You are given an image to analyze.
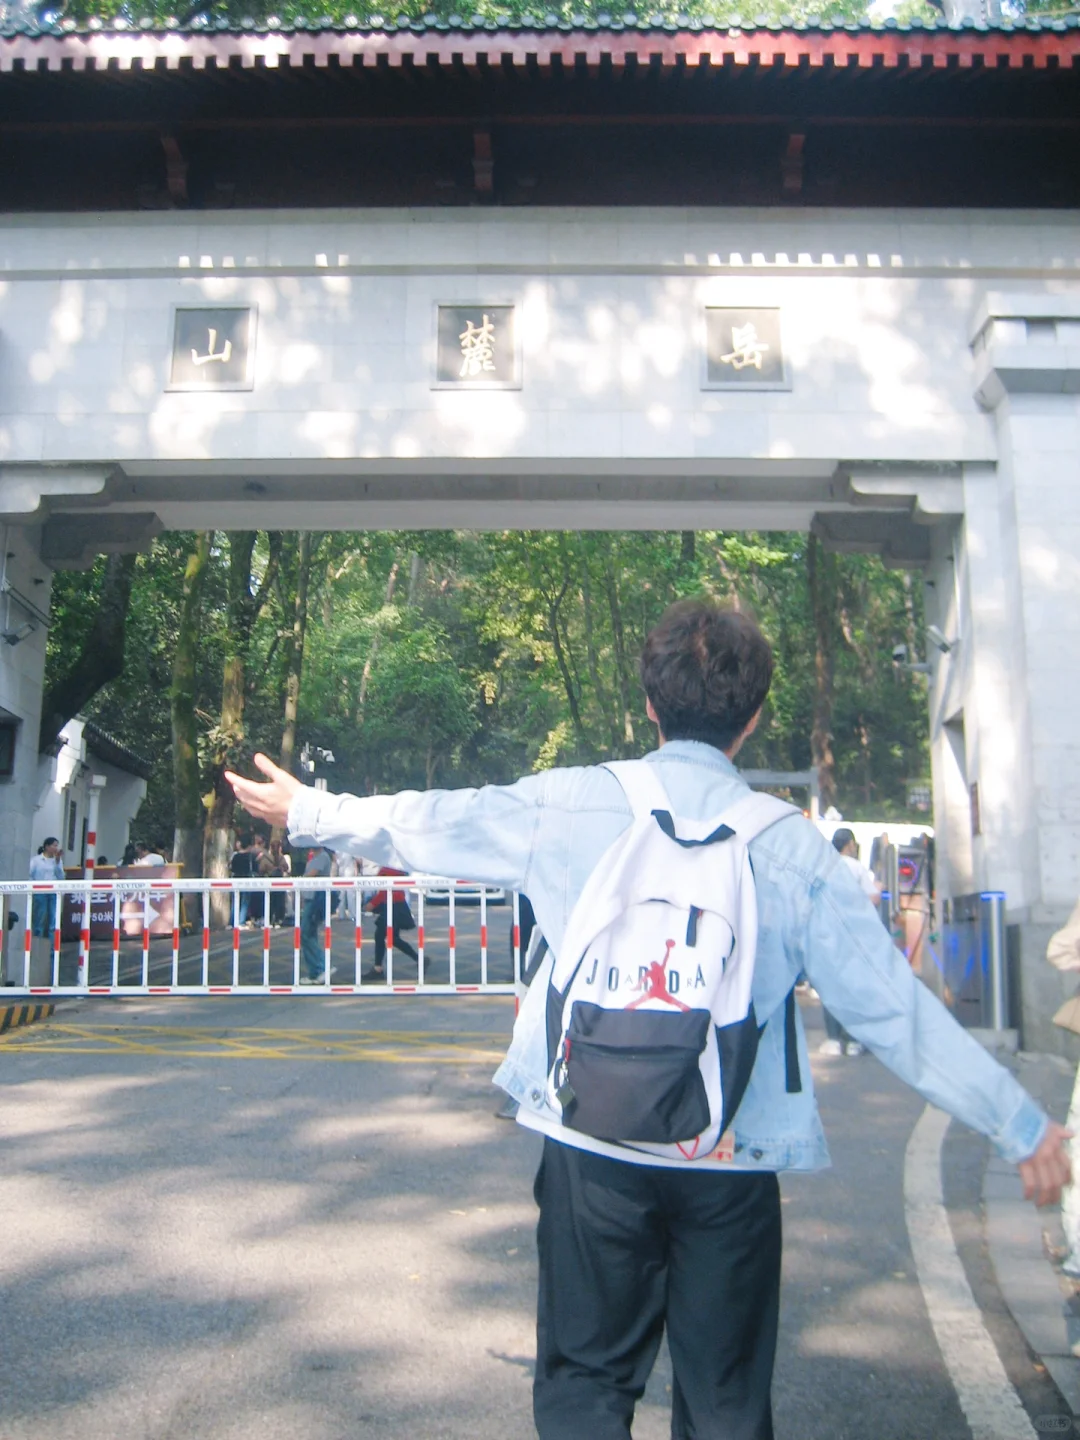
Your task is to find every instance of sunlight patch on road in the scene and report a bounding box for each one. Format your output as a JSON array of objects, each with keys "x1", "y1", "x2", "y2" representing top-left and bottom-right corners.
[{"x1": 0, "y1": 1024, "x2": 507, "y2": 1064}]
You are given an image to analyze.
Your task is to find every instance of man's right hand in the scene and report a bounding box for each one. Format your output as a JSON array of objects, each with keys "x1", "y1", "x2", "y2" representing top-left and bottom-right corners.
[
  {"x1": 225, "y1": 753, "x2": 303, "y2": 832},
  {"x1": 1017, "y1": 1120, "x2": 1072, "y2": 1207}
]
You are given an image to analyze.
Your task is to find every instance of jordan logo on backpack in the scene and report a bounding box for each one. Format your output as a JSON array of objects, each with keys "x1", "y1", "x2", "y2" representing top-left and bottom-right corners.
[
  {"x1": 627, "y1": 940, "x2": 688, "y2": 1012},
  {"x1": 545, "y1": 760, "x2": 797, "y2": 1163}
]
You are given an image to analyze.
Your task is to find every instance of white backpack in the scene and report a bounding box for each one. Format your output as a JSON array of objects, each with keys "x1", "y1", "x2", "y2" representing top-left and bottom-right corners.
[{"x1": 545, "y1": 760, "x2": 797, "y2": 1162}]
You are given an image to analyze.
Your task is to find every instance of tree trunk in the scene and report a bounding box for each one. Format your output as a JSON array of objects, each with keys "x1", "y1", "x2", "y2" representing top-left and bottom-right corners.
[
  {"x1": 170, "y1": 532, "x2": 211, "y2": 875},
  {"x1": 857, "y1": 715, "x2": 873, "y2": 807},
  {"x1": 602, "y1": 562, "x2": 636, "y2": 752},
  {"x1": 680, "y1": 531, "x2": 696, "y2": 568},
  {"x1": 358, "y1": 557, "x2": 399, "y2": 715},
  {"x1": 406, "y1": 551, "x2": 423, "y2": 606},
  {"x1": 713, "y1": 542, "x2": 743, "y2": 611},
  {"x1": 901, "y1": 569, "x2": 920, "y2": 660},
  {"x1": 807, "y1": 532, "x2": 837, "y2": 813},
  {"x1": 279, "y1": 531, "x2": 313, "y2": 778},
  {"x1": 581, "y1": 564, "x2": 620, "y2": 754},
  {"x1": 39, "y1": 553, "x2": 138, "y2": 751},
  {"x1": 204, "y1": 532, "x2": 281, "y2": 913},
  {"x1": 205, "y1": 653, "x2": 246, "y2": 891},
  {"x1": 548, "y1": 580, "x2": 585, "y2": 744}
]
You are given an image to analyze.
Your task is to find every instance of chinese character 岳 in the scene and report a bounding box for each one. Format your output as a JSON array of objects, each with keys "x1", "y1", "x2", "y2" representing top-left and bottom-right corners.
[
  {"x1": 459, "y1": 314, "x2": 496, "y2": 378},
  {"x1": 191, "y1": 328, "x2": 233, "y2": 367},
  {"x1": 719, "y1": 322, "x2": 769, "y2": 372}
]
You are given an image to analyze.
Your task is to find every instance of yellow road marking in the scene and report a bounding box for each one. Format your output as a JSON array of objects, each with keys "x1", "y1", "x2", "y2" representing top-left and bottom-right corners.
[{"x1": 0, "y1": 1023, "x2": 508, "y2": 1063}]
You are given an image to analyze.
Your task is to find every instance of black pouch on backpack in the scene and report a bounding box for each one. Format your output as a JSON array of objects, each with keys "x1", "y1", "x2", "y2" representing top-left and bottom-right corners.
[{"x1": 557, "y1": 1001, "x2": 711, "y2": 1144}]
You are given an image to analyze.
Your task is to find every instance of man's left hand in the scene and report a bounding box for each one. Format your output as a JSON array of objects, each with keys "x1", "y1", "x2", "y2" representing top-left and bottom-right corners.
[
  {"x1": 1018, "y1": 1120, "x2": 1072, "y2": 1208},
  {"x1": 225, "y1": 753, "x2": 302, "y2": 832}
]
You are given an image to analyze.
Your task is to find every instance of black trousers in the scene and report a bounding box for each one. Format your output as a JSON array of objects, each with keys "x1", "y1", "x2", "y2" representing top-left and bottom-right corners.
[
  {"x1": 371, "y1": 902, "x2": 418, "y2": 968},
  {"x1": 822, "y1": 1007, "x2": 852, "y2": 1045},
  {"x1": 533, "y1": 1138, "x2": 781, "y2": 1440}
]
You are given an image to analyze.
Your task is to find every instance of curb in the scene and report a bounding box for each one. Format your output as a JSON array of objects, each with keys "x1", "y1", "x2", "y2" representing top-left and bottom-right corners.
[
  {"x1": 979, "y1": 1046, "x2": 1080, "y2": 1418},
  {"x1": 983, "y1": 1152, "x2": 1080, "y2": 1415},
  {"x1": 0, "y1": 1000, "x2": 54, "y2": 1034}
]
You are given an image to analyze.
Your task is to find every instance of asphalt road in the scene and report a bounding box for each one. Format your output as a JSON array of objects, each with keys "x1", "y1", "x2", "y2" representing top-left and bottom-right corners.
[{"x1": 0, "y1": 993, "x2": 1068, "y2": 1439}]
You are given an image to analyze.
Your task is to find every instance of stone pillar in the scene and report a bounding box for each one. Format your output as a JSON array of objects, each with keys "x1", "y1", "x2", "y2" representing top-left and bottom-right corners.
[
  {"x1": 0, "y1": 525, "x2": 52, "y2": 887},
  {"x1": 970, "y1": 292, "x2": 1080, "y2": 1053}
]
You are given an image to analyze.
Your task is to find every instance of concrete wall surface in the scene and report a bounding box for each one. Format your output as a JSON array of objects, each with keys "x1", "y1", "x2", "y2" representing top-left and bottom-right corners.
[
  {"x1": 0, "y1": 526, "x2": 50, "y2": 884},
  {"x1": 5, "y1": 205, "x2": 1072, "y2": 478}
]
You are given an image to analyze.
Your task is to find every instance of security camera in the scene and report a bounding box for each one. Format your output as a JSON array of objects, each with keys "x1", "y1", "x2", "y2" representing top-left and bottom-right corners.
[
  {"x1": 1, "y1": 621, "x2": 34, "y2": 646},
  {"x1": 926, "y1": 624, "x2": 953, "y2": 655},
  {"x1": 892, "y1": 643, "x2": 909, "y2": 665}
]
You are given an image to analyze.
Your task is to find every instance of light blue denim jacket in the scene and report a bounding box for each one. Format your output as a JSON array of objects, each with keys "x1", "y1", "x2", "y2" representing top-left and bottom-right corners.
[{"x1": 288, "y1": 740, "x2": 1048, "y2": 1171}]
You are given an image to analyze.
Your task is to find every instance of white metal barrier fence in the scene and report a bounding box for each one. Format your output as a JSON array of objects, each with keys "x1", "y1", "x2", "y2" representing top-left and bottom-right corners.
[{"x1": 0, "y1": 877, "x2": 521, "y2": 998}]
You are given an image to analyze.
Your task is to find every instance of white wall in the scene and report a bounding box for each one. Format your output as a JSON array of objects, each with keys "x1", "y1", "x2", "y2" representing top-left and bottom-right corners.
[
  {"x1": 35, "y1": 718, "x2": 147, "y2": 869},
  {"x1": 0, "y1": 525, "x2": 50, "y2": 883},
  {"x1": 0, "y1": 206, "x2": 1053, "y2": 485}
]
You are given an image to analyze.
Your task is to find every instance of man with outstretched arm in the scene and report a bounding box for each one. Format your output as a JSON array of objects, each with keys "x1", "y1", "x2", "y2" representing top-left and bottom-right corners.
[{"x1": 228, "y1": 598, "x2": 1069, "y2": 1440}]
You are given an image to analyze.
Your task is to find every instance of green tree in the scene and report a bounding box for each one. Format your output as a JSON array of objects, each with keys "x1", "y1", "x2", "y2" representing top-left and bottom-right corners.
[
  {"x1": 47, "y1": 527, "x2": 931, "y2": 856},
  {"x1": 170, "y1": 532, "x2": 212, "y2": 874}
]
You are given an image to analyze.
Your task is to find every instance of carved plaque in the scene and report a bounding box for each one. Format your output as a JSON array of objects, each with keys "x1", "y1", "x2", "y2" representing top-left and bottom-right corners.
[
  {"x1": 434, "y1": 304, "x2": 519, "y2": 388},
  {"x1": 168, "y1": 306, "x2": 256, "y2": 391},
  {"x1": 703, "y1": 308, "x2": 787, "y2": 390}
]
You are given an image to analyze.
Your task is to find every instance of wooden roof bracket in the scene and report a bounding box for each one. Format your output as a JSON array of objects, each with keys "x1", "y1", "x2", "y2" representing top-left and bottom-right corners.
[
  {"x1": 781, "y1": 130, "x2": 805, "y2": 195},
  {"x1": 160, "y1": 131, "x2": 189, "y2": 206},
  {"x1": 473, "y1": 125, "x2": 494, "y2": 201}
]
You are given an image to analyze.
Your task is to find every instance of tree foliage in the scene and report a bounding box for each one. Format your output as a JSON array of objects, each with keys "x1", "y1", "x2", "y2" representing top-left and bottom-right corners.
[
  {"x1": 44, "y1": 528, "x2": 931, "y2": 861},
  {"x1": 42, "y1": 0, "x2": 965, "y2": 35}
]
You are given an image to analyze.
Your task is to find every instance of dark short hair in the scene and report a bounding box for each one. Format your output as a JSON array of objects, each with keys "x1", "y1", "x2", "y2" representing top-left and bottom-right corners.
[
  {"x1": 41, "y1": 837, "x2": 58, "y2": 848},
  {"x1": 831, "y1": 828, "x2": 857, "y2": 853},
  {"x1": 639, "y1": 599, "x2": 773, "y2": 752}
]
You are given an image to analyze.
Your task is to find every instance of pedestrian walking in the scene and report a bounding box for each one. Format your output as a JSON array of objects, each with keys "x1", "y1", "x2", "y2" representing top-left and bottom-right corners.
[
  {"x1": 818, "y1": 827, "x2": 881, "y2": 1058},
  {"x1": 299, "y1": 845, "x2": 333, "y2": 983},
  {"x1": 228, "y1": 597, "x2": 1069, "y2": 1440},
  {"x1": 365, "y1": 867, "x2": 418, "y2": 978}
]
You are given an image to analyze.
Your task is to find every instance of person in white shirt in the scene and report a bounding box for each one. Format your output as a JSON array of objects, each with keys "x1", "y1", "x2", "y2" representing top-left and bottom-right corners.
[
  {"x1": 132, "y1": 842, "x2": 166, "y2": 867},
  {"x1": 820, "y1": 828, "x2": 881, "y2": 1058},
  {"x1": 29, "y1": 837, "x2": 64, "y2": 937},
  {"x1": 334, "y1": 851, "x2": 358, "y2": 920}
]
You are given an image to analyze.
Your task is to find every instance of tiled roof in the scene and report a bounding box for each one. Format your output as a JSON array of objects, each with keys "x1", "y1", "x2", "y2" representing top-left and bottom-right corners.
[
  {"x1": 80, "y1": 719, "x2": 154, "y2": 780},
  {"x1": 2, "y1": 12, "x2": 1079, "y2": 72}
]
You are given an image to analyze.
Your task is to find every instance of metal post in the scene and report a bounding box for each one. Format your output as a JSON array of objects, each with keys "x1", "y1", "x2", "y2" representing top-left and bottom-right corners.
[
  {"x1": 79, "y1": 775, "x2": 106, "y2": 991},
  {"x1": 980, "y1": 891, "x2": 1008, "y2": 1031},
  {"x1": 885, "y1": 844, "x2": 900, "y2": 925},
  {"x1": 878, "y1": 891, "x2": 892, "y2": 930}
]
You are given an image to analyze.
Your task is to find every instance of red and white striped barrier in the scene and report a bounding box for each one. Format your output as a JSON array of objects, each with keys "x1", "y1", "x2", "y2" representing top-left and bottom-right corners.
[{"x1": 0, "y1": 877, "x2": 520, "y2": 998}]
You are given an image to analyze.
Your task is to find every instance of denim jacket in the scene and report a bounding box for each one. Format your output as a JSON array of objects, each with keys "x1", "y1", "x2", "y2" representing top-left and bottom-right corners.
[{"x1": 288, "y1": 740, "x2": 1048, "y2": 1172}]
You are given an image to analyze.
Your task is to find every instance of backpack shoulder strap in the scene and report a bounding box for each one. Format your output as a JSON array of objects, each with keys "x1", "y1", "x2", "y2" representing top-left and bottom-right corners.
[
  {"x1": 714, "y1": 790, "x2": 801, "y2": 843},
  {"x1": 602, "y1": 758, "x2": 670, "y2": 822}
]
